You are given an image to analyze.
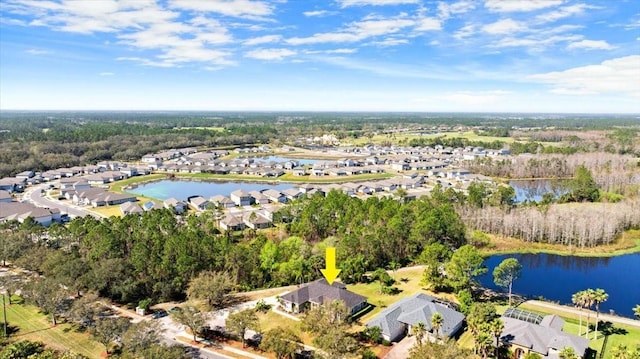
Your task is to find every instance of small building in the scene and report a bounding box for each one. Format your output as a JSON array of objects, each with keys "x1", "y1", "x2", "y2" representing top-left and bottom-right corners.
[
  {"x1": 262, "y1": 189, "x2": 286, "y2": 203},
  {"x1": 220, "y1": 214, "x2": 246, "y2": 231},
  {"x1": 164, "y1": 198, "x2": 187, "y2": 214},
  {"x1": 210, "y1": 195, "x2": 236, "y2": 209},
  {"x1": 280, "y1": 279, "x2": 367, "y2": 316},
  {"x1": 189, "y1": 196, "x2": 211, "y2": 211},
  {"x1": 366, "y1": 293, "x2": 464, "y2": 342},
  {"x1": 230, "y1": 189, "x2": 252, "y2": 207},
  {"x1": 243, "y1": 212, "x2": 272, "y2": 230},
  {"x1": 248, "y1": 191, "x2": 270, "y2": 205},
  {"x1": 120, "y1": 202, "x2": 143, "y2": 215}
]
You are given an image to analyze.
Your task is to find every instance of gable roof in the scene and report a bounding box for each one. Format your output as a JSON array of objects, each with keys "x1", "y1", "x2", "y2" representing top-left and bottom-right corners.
[
  {"x1": 500, "y1": 314, "x2": 589, "y2": 357},
  {"x1": 366, "y1": 293, "x2": 465, "y2": 338},
  {"x1": 281, "y1": 279, "x2": 367, "y2": 311}
]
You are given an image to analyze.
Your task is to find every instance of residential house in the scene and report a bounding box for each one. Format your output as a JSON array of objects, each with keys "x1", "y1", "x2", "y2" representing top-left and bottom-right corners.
[
  {"x1": 210, "y1": 195, "x2": 236, "y2": 209},
  {"x1": 120, "y1": 202, "x2": 143, "y2": 215},
  {"x1": 499, "y1": 308, "x2": 589, "y2": 359},
  {"x1": 366, "y1": 293, "x2": 464, "y2": 342},
  {"x1": 230, "y1": 189, "x2": 252, "y2": 206},
  {"x1": 262, "y1": 189, "x2": 286, "y2": 204},
  {"x1": 243, "y1": 212, "x2": 272, "y2": 230},
  {"x1": 164, "y1": 198, "x2": 187, "y2": 214},
  {"x1": 0, "y1": 202, "x2": 56, "y2": 227},
  {"x1": 188, "y1": 196, "x2": 211, "y2": 211},
  {"x1": 281, "y1": 188, "x2": 303, "y2": 201},
  {"x1": 280, "y1": 279, "x2": 367, "y2": 316},
  {"x1": 248, "y1": 191, "x2": 270, "y2": 205},
  {"x1": 142, "y1": 201, "x2": 163, "y2": 211},
  {"x1": 219, "y1": 214, "x2": 246, "y2": 231},
  {"x1": 15, "y1": 171, "x2": 35, "y2": 179},
  {"x1": 292, "y1": 167, "x2": 307, "y2": 176}
]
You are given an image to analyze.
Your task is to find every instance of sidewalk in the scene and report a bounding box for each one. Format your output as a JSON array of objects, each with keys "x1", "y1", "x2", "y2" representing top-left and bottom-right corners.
[{"x1": 525, "y1": 300, "x2": 640, "y2": 328}]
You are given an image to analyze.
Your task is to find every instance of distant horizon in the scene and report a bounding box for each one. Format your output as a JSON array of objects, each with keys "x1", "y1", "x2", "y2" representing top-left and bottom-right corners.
[{"x1": 1, "y1": 109, "x2": 639, "y2": 116}]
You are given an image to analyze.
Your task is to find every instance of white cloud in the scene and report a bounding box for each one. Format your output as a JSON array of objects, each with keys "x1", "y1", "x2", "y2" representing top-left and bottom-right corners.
[
  {"x1": 303, "y1": 10, "x2": 335, "y2": 17},
  {"x1": 338, "y1": 0, "x2": 419, "y2": 7},
  {"x1": 286, "y1": 17, "x2": 414, "y2": 45},
  {"x1": 530, "y1": 56, "x2": 640, "y2": 95},
  {"x1": 485, "y1": 0, "x2": 564, "y2": 13},
  {"x1": 243, "y1": 35, "x2": 282, "y2": 45},
  {"x1": 438, "y1": 1, "x2": 475, "y2": 19},
  {"x1": 117, "y1": 56, "x2": 177, "y2": 67},
  {"x1": 25, "y1": 48, "x2": 50, "y2": 55},
  {"x1": 454, "y1": 24, "x2": 476, "y2": 39},
  {"x1": 326, "y1": 48, "x2": 358, "y2": 54},
  {"x1": 482, "y1": 19, "x2": 524, "y2": 34},
  {"x1": 567, "y1": 39, "x2": 616, "y2": 50},
  {"x1": 370, "y1": 38, "x2": 409, "y2": 46},
  {"x1": 245, "y1": 48, "x2": 296, "y2": 60},
  {"x1": 167, "y1": 0, "x2": 273, "y2": 19},
  {"x1": 535, "y1": 3, "x2": 594, "y2": 23},
  {"x1": 493, "y1": 34, "x2": 581, "y2": 48},
  {"x1": 415, "y1": 17, "x2": 442, "y2": 31},
  {"x1": 99, "y1": 72, "x2": 115, "y2": 76}
]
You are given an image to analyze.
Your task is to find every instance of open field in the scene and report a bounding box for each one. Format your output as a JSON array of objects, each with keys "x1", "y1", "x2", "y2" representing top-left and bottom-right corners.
[
  {"x1": 0, "y1": 297, "x2": 103, "y2": 358},
  {"x1": 345, "y1": 130, "x2": 562, "y2": 147},
  {"x1": 480, "y1": 229, "x2": 640, "y2": 257}
]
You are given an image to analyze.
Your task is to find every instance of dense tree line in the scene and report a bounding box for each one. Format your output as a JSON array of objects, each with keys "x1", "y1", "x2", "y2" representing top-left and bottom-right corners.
[{"x1": 467, "y1": 152, "x2": 639, "y2": 194}]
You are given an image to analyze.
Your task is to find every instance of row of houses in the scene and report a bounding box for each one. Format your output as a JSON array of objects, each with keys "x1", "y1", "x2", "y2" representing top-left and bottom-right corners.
[
  {"x1": 278, "y1": 279, "x2": 588, "y2": 359},
  {"x1": 61, "y1": 187, "x2": 137, "y2": 207},
  {"x1": 0, "y1": 190, "x2": 61, "y2": 227}
]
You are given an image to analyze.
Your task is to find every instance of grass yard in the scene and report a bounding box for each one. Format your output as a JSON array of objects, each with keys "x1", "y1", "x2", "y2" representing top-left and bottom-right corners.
[
  {"x1": 0, "y1": 297, "x2": 103, "y2": 358},
  {"x1": 256, "y1": 310, "x2": 315, "y2": 347},
  {"x1": 346, "y1": 266, "x2": 458, "y2": 328},
  {"x1": 480, "y1": 229, "x2": 640, "y2": 257}
]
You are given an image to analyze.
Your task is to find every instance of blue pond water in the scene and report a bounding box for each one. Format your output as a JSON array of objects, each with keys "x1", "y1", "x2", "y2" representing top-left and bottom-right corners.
[
  {"x1": 478, "y1": 253, "x2": 640, "y2": 318},
  {"x1": 127, "y1": 179, "x2": 292, "y2": 201},
  {"x1": 509, "y1": 179, "x2": 570, "y2": 203}
]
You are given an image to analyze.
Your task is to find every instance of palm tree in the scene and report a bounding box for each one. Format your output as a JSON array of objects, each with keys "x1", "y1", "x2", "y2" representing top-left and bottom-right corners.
[
  {"x1": 431, "y1": 313, "x2": 444, "y2": 341},
  {"x1": 572, "y1": 290, "x2": 585, "y2": 336},
  {"x1": 633, "y1": 304, "x2": 640, "y2": 319},
  {"x1": 592, "y1": 288, "x2": 609, "y2": 340},
  {"x1": 489, "y1": 319, "x2": 504, "y2": 358},
  {"x1": 583, "y1": 288, "x2": 596, "y2": 338},
  {"x1": 412, "y1": 321, "x2": 427, "y2": 346}
]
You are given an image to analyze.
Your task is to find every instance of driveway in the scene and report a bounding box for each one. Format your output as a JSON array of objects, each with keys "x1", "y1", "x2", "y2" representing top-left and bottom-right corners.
[{"x1": 384, "y1": 335, "x2": 416, "y2": 359}]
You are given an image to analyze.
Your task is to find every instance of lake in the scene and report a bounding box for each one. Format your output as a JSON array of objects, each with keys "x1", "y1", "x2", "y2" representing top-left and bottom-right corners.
[
  {"x1": 478, "y1": 253, "x2": 640, "y2": 318},
  {"x1": 127, "y1": 179, "x2": 292, "y2": 201},
  {"x1": 509, "y1": 179, "x2": 570, "y2": 203}
]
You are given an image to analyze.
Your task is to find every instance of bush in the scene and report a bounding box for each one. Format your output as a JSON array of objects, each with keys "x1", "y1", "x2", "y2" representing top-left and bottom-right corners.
[
  {"x1": 138, "y1": 298, "x2": 153, "y2": 311},
  {"x1": 382, "y1": 339, "x2": 391, "y2": 347},
  {"x1": 361, "y1": 349, "x2": 378, "y2": 359},
  {"x1": 255, "y1": 299, "x2": 272, "y2": 312}
]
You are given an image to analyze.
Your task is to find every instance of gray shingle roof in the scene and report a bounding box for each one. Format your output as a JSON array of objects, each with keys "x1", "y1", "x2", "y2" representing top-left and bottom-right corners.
[
  {"x1": 500, "y1": 315, "x2": 589, "y2": 357},
  {"x1": 281, "y1": 279, "x2": 367, "y2": 312},
  {"x1": 366, "y1": 293, "x2": 465, "y2": 338}
]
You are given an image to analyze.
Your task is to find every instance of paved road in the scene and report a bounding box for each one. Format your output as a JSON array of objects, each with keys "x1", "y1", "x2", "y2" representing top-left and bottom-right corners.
[
  {"x1": 524, "y1": 300, "x2": 640, "y2": 328},
  {"x1": 24, "y1": 183, "x2": 102, "y2": 219}
]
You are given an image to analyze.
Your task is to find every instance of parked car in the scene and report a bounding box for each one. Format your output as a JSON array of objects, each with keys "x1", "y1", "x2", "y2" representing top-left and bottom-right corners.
[
  {"x1": 168, "y1": 306, "x2": 182, "y2": 314},
  {"x1": 151, "y1": 309, "x2": 168, "y2": 319}
]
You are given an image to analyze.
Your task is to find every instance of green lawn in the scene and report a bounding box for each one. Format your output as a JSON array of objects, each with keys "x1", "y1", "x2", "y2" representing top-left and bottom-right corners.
[
  {"x1": 0, "y1": 297, "x2": 104, "y2": 358},
  {"x1": 346, "y1": 267, "x2": 458, "y2": 328}
]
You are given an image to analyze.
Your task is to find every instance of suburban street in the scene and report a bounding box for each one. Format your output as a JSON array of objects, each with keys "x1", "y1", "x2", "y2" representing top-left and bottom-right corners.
[{"x1": 22, "y1": 183, "x2": 103, "y2": 219}]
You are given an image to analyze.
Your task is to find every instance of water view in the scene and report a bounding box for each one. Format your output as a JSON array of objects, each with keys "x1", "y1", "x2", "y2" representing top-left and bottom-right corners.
[
  {"x1": 479, "y1": 253, "x2": 640, "y2": 318},
  {"x1": 509, "y1": 179, "x2": 570, "y2": 203},
  {"x1": 127, "y1": 179, "x2": 292, "y2": 201}
]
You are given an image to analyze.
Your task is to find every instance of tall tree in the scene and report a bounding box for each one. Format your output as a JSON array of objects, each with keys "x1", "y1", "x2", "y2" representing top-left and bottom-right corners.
[
  {"x1": 489, "y1": 319, "x2": 504, "y2": 358},
  {"x1": 571, "y1": 290, "x2": 585, "y2": 337},
  {"x1": 431, "y1": 313, "x2": 444, "y2": 341},
  {"x1": 592, "y1": 288, "x2": 609, "y2": 340},
  {"x1": 22, "y1": 277, "x2": 69, "y2": 326},
  {"x1": 260, "y1": 327, "x2": 303, "y2": 359},
  {"x1": 171, "y1": 305, "x2": 207, "y2": 343},
  {"x1": 91, "y1": 317, "x2": 131, "y2": 355},
  {"x1": 582, "y1": 289, "x2": 595, "y2": 338},
  {"x1": 634, "y1": 304, "x2": 640, "y2": 319},
  {"x1": 408, "y1": 338, "x2": 472, "y2": 359},
  {"x1": 412, "y1": 321, "x2": 427, "y2": 346},
  {"x1": 121, "y1": 320, "x2": 164, "y2": 354},
  {"x1": 492, "y1": 258, "x2": 523, "y2": 307},
  {"x1": 226, "y1": 309, "x2": 260, "y2": 348},
  {"x1": 186, "y1": 271, "x2": 233, "y2": 310},
  {"x1": 445, "y1": 245, "x2": 487, "y2": 291},
  {"x1": 568, "y1": 165, "x2": 600, "y2": 202}
]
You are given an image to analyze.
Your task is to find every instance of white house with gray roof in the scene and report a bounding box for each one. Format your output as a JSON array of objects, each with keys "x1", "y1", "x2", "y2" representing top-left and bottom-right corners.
[
  {"x1": 280, "y1": 279, "x2": 367, "y2": 316},
  {"x1": 366, "y1": 293, "x2": 464, "y2": 342}
]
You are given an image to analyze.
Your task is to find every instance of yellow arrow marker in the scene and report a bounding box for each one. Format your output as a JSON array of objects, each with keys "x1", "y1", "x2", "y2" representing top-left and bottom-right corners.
[{"x1": 321, "y1": 247, "x2": 341, "y2": 285}]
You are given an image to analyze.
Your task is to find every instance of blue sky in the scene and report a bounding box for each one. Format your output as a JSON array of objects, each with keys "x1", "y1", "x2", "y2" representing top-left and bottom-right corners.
[{"x1": 1, "y1": 0, "x2": 639, "y2": 113}]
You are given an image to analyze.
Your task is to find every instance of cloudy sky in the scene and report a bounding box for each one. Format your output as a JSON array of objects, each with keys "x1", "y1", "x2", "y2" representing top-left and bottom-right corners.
[{"x1": 1, "y1": 0, "x2": 639, "y2": 113}]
